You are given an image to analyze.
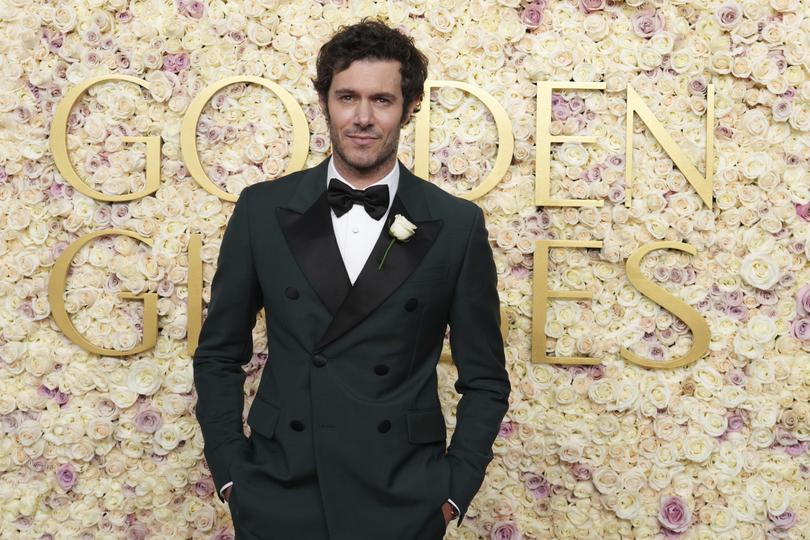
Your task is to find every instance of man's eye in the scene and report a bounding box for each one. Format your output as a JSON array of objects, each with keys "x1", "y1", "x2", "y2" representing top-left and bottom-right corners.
[{"x1": 340, "y1": 95, "x2": 353, "y2": 101}]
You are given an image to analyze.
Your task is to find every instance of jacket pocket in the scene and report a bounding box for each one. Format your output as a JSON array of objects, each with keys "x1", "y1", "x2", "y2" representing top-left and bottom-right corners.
[
  {"x1": 247, "y1": 395, "x2": 281, "y2": 439},
  {"x1": 406, "y1": 406, "x2": 447, "y2": 444}
]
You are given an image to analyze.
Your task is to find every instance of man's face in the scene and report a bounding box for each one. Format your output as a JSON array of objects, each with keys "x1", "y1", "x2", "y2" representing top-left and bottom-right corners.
[{"x1": 321, "y1": 59, "x2": 417, "y2": 180}]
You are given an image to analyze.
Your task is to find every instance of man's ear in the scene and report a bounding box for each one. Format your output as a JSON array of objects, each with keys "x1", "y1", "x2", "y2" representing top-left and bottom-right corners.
[{"x1": 401, "y1": 98, "x2": 420, "y2": 125}]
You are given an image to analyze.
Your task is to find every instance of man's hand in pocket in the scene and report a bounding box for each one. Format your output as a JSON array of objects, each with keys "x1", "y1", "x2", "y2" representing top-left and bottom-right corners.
[{"x1": 224, "y1": 485, "x2": 232, "y2": 502}]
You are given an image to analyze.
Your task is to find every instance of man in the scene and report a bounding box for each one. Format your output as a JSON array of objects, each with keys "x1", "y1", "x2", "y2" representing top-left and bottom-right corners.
[{"x1": 193, "y1": 19, "x2": 510, "y2": 540}]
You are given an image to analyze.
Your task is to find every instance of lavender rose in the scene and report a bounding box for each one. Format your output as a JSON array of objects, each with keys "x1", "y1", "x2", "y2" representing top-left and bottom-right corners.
[
  {"x1": 768, "y1": 508, "x2": 796, "y2": 529},
  {"x1": 134, "y1": 409, "x2": 164, "y2": 433},
  {"x1": 571, "y1": 463, "x2": 592, "y2": 480},
  {"x1": 795, "y1": 202, "x2": 810, "y2": 221},
  {"x1": 522, "y1": 4, "x2": 544, "y2": 30},
  {"x1": 784, "y1": 442, "x2": 806, "y2": 457},
  {"x1": 579, "y1": 0, "x2": 606, "y2": 13},
  {"x1": 498, "y1": 420, "x2": 516, "y2": 438},
  {"x1": 56, "y1": 462, "x2": 78, "y2": 491},
  {"x1": 658, "y1": 495, "x2": 691, "y2": 533},
  {"x1": 632, "y1": 10, "x2": 665, "y2": 39},
  {"x1": 790, "y1": 318, "x2": 810, "y2": 341},
  {"x1": 715, "y1": 2, "x2": 741, "y2": 29},
  {"x1": 491, "y1": 521, "x2": 523, "y2": 540},
  {"x1": 180, "y1": 0, "x2": 205, "y2": 18}
]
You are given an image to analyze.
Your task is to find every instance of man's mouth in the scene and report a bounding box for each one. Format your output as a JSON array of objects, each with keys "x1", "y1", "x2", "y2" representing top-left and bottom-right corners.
[{"x1": 347, "y1": 134, "x2": 379, "y2": 145}]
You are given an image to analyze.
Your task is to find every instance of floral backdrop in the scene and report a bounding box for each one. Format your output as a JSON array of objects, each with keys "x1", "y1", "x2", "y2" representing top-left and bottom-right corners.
[{"x1": 1, "y1": 0, "x2": 809, "y2": 539}]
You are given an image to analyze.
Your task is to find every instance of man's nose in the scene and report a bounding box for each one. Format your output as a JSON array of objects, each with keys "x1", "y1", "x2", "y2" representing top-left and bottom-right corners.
[{"x1": 353, "y1": 99, "x2": 373, "y2": 126}]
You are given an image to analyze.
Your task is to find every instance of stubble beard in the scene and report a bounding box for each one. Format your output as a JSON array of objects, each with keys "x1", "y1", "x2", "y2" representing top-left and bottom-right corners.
[{"x1": 325, "y1": 109, "x2": 401, "y2": 179}]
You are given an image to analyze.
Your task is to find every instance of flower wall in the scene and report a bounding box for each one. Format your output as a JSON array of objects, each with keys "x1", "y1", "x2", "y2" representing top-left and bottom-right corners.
[{"x1": 1, "y1": 0, "x2": 809, "y2": 539}]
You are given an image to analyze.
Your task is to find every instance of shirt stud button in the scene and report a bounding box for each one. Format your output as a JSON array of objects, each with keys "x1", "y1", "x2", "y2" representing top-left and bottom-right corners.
[{"x1": 352, "y1": 227, "x2": 359, "y2": 233}]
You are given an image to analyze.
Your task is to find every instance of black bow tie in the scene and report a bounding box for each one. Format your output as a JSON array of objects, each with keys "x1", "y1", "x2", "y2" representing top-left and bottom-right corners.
[{"x1": 327, "y1": 178, "x2": 390, "y2": 220}]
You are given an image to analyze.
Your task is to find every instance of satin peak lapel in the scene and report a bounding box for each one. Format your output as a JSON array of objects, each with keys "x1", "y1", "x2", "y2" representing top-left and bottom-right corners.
[
  {"x1": 314, "y1": 192, "x2": 442, "y2": 352},
  {"x1": 275, "y1": 160, "x2": 352, "y2": 316},
  {"x1": 275, "y1": 160, "x2": 443, "y2": 353}
]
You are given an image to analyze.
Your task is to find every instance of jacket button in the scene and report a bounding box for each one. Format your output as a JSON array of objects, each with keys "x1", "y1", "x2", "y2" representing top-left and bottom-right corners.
[
  {"x1": 404, "y1": 298, "x2": 418, "y2": 311},
  {"x1": 313, "y1": 354, "x2": 327, "y2": 367},
  {"x1": 285, "y1": 286, "x2": 299, "y2": 299},
  {"x1": 374, "y1": 364, "x2": 389, "y2": 375},
  {"x1": 378, "y1": 420, "x2": 391, "y2": 433},
  {"x1": 290, "y1": 420, "x2": 305, "y2": 431}
]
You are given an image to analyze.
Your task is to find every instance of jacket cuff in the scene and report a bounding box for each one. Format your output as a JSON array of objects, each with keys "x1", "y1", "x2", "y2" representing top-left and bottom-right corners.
[
  {"x1": 219, "y1": 481, "x2": 233, "y2": 501},
  {"x1": 204, "y1": 438, "x2": 248, "y2": 503}
]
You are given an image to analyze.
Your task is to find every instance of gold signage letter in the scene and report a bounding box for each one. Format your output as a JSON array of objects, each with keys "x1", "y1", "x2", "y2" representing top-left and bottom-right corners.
[
  {"x1": 48, "y1": 229, "x2": 158, "y2": 356},
  {"x1": 622, "y1": 241, "x2": 710, "y2": 368},
  {"x1": 181, "y1": 76, "x2": 309, "y2": 202},
  {"x1": 625, "y1": 85, "x2": 714, "y2": 208},
  {"x1": 187, "y1": 233, "x2": 202, "y2": 356},
  {"x1": 414, "y1": 80, "x2": 514, "y2": 201},
  {"x1": 536, "y1": 82, "x2": 606, "y2": 207},
  {"x1": 50, "y1": 75, "x2": 161, "y2": 202},
  {"x1": 532, "y1": 239, "x2": 602, "y2": 364}
]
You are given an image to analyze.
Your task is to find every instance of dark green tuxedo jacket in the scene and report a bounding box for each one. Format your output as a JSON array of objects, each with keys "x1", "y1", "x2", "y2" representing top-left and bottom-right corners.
[{"x1": 193, "y1": 158, "x2": 510, "y2": 540}]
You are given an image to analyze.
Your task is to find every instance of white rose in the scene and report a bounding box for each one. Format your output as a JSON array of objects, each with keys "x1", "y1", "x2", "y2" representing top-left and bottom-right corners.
[
  {"x1": 699, "y1": 412, "x2": 728, "y2": 437},
  {"x1": 614, "y1": 490, "x2": 641, "y2": 520},
  {"x1": 709, "y1": 506, "x2": 737, "y2": 533},
  {"x1": 739, "y1": 253, "x2": 780, "y2": 290},
  {"x1": 682, "y1": 433, "x2": 714, "y2": 463},
  {"x1": 145, "y1": 71, "x2": 173, "y2": 103},
  {"x1": 557, "y1": 143, "x2": 589, "y2": 166},
  {"x1": 154, "y1": 423, "x2": 181, "y2": 451},
  {"x1": 745, "y1": 315, "x2": 777, "y2": 344},
  {"x1": 389, "y1": 214, "x2": 416, "y2": 241},
  {"x1": 740, "y1": 152, "x2": 771, "y2": 179},
  {"x1": 126, "y1": 359, "x2": 162, "y2": 395},
  {"x1": 592, "y1": 467, "x2": 620, "y2": 494}
]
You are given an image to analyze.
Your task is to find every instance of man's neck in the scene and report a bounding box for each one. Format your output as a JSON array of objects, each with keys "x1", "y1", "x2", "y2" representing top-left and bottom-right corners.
[{"x1": 331, "y1": 155, "x2": 397, "y2": 190}]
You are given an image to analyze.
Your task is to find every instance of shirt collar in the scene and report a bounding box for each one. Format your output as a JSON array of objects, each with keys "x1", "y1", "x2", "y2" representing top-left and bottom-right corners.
[{"x1": 327, "y1": 156, "x2": 399, "y2": 214}]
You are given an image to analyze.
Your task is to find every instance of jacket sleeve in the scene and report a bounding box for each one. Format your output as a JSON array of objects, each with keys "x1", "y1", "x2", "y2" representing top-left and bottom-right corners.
[
  {"x1": 445, "y1": 205, "x2": 511, "y2": 526},
  {"x1": 192, "y1": 187, "x2": 263, "y2": 502}
]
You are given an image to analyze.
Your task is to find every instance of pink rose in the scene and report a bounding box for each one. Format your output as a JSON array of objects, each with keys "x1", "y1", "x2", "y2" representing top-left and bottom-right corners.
[
  {"x1": 56, "y1": 462, "x2": 78, "y2": 491},
  {"x1": 607, "y1": 185, "x2": 625, "y2": 203},
  {"x1": 552, "y1": 101, "x2": 572, "y2": 121},
  {"x1": 789, "y1": 318, "x2": 810, "y2": 341},
  {"x1": 134, "y1": 409, "x2": 164, "y2": 433},
  {"x1": 632, "y1": 9, "x2": 665, "y2": 39},
  {"x1": 162, "y1": 52, "x2": 190, "y2": 73},
  {"x1": 491, "y1": 521, "x2": 522, "y2": 540},
  {"x1": 768, "y1": 508, "x2": 796, "y2": 530},
  {"x1": 795, "y1": 202, "x2": 810, "y2": 221},
  {"x1": 582, "y1": 166, "x2": 601, "y2": 182},
  {"x1": 784, "y1": 442, "x2": 806, "y2": 457},
  {"x1": 522, "y1": 4, "x2": 544, "y2": 30},
  {"x1": 571, "y1": 463, "x2": 592, "y2": 480},
  {"x1": 658, "y1": 495, "x2": 692, "y2": 533},
  {"x1": 688, "y1": 78, "x2": 707, "y2": 94},
  {"x1": 715, "y1": 2, "x2": 741, "y2": 29},
  {"x1": 498, "y1": 420, "x2": 516, "y2": 438},
  {"x1": 179, "y1": 0, "x2": 205, "y2": 18},
  {"x1": 579, "y1": 0, "x2": 605, "y2": 13}
]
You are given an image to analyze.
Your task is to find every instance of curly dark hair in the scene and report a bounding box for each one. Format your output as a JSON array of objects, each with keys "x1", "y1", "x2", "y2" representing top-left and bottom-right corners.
[{"x1": 313, "y1": 18, "x2": 429, "y2": 122}]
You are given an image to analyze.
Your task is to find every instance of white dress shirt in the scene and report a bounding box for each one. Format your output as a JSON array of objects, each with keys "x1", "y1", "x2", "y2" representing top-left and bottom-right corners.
[
  {"x1": 221, "y1": 156, "x2": 460, "y2": 518},
  {"x1": 326, "y1": 157, "x2": 399, "y2": 284}
]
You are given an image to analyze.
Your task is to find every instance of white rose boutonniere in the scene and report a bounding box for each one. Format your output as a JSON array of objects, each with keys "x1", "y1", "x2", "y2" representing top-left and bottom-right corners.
[{"x1": 378, "y1": 214, "x2": 417, "y2": 270}]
